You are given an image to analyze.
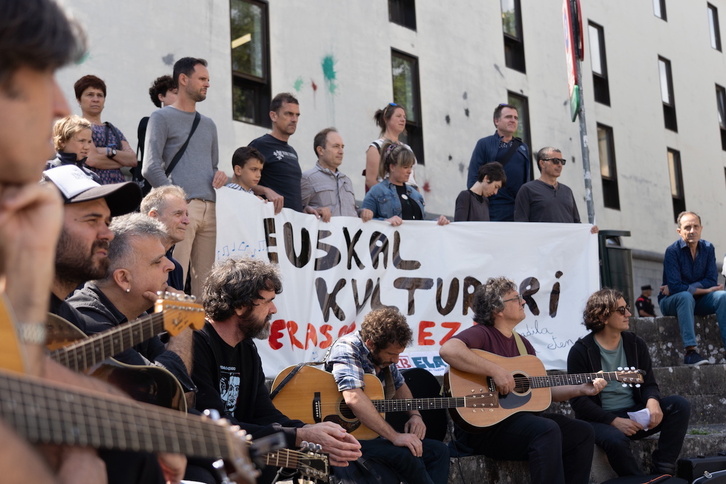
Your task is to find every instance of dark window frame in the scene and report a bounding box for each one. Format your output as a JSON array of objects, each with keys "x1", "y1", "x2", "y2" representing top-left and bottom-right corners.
[
  {"x1": 501, "y1": 0, "x2": 526, "y2": 73},
  {"x1": 506, "y1": 91, "x2": 533, "y2": 176},
  {"x1": 596, "y1": 123, "x2": 620, "y2": 210},
  {"x1": 388, "y1": 0, "x2": 417, "y2": 31},
  {"x1": 588, "y1": 21, "x2": 611, "y2": 106},
  {"x1": 391, "y1": 49, "x2": 424, "y2": 165},
  {"x1": 716, "y1": 84, "x2": 726, "y2": 150},
  {"x1": 230, "y1": 0, "x2": 271, "y2": 127},
  {"x1": 709, "y1": 3, "x2": 722, "y2": 51},
  {"x1": 667, "y1": 148, "x2": 685, "y2": 221},
  {"x1": 653, "y1": 0, "x2": 667, "y2": 20},
  {"x1": 658, "y1": 56, "x2": 678, "y2": 132}
]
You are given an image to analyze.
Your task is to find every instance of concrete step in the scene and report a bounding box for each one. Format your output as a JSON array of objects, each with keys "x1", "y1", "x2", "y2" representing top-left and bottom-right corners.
[
  {"x1": 447, "y1": 424, "x2": 726, "y2": 484},
  {"x1": 631, "y1": 315, "x2": 726, "y2": 366}
]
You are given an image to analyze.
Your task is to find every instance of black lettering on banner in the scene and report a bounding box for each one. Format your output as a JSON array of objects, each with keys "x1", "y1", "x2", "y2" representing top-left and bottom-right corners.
[
  {"x1": 369, "y1": 231, "x2": 389, "y2": 269},
  {"x1": 520, "y1": 277, "x2": 540, "y2": 316},
  {"x1": 371, "y1": 278, "x2": 394, "y2": 310},
  {"x1": 283, "y1": 222, "x2": 312, "y2": 268},
  {"x1": 549, "y1": 271, "x2": 563, "y2": 317},
  {"x1": 462, "y1": 276, "x2": 481, "y2": 316},
  {"x1": 263, "y1": 217, "x2": 278, "y2": 264},
  {"x1": 352, "y1": 278, "x2": 374, "y2": 313},
  {"x1": 343, "y1": 227, "x2": 364, "y2": 270},
  {"x1": 314, "y1": 230, "x2": 341, "y2": 271},
  {"x1": 394, "y1": 277, "x2": 434, "y2": 315},
  {"x1": 436, "y1": 277, "x2": 458, "y2": 315},
  {"x1": 392, "y1": 231, "x2": 421, "y2": 270},
  {"x1": 314, "y1": 277, "x2": 346, "y2": 322}
]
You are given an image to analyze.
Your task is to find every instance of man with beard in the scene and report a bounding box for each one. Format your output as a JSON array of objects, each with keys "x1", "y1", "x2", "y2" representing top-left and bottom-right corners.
[
  {"x1": 324, "y1": 307, "x2": 450, "y2": 484},
  {"x1": 191, "y1": 258, "x2": 362, "y2": 484},
  {"x1": 44, "y1": 165, "x2": 187, "y2": 484},
  {"x1": 143, "y1": 57, "x2": 227, "y2": 298}
]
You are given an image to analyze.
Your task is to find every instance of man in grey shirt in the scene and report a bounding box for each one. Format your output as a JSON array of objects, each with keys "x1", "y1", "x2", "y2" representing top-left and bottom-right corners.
[
  {"x1": 142, "y1": 57, "x2": 226, "y2": 297},
  {"x1": 301, "y1": 127, "x2": 357, "y2": 221},
  {"x1": 514, "y1": 146, "x2": 597, "y2": 233}
]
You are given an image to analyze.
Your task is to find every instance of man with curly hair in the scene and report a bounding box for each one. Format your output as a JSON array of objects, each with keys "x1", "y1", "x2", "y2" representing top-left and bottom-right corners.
[
  {"x1": 567, "y1": 288, "x2": 690, "y2": 477},
  {"x1": 191, "y1": 257, "x2": 361, "y2": 484},
  {"x1": 325, "y1": 307, "x2": 450, "y2": 484},
  {"x1": 440, "y1": 277, "x2": 605, "y2": 484}
]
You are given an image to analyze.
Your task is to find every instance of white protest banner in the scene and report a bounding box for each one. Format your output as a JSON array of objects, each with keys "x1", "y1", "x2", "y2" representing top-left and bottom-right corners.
[{"x1": 216, "y1": 187, "x2": 599, "y2": 377}]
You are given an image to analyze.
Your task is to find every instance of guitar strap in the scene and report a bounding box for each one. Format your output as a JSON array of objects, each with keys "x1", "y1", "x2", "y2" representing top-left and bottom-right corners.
[
  {"x1": 379, "y1": 366, "x2": 396, "y2": 400},
  {"x1": 269, "y1": 360, "x2": 324, "y2": 401},
  {"x1": 512, "y1": 331, "x2": 528, "y2": 356}
]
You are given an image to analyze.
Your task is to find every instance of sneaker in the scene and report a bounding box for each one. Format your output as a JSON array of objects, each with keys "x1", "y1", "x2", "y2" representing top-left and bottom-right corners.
[{"x1": 684, "y1": 350, "x2": 709, "y2": 366}]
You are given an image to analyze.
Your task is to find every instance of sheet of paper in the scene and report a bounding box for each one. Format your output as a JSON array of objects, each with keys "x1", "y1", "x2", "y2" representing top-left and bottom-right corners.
[{"x1": 627, "y1": 408, "x2": 650, "y2": 430}]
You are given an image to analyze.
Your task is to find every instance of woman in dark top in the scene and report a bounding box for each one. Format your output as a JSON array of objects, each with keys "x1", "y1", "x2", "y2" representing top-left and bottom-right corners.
[
  {"x1": 454, "y1": 162, "x2": 506, "y2": 222},
  {"x1": 361, "y1": 141, "x2": 449, "y2": 226}
]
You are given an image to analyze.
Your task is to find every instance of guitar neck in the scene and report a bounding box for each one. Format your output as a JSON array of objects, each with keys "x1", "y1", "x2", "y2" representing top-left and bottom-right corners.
[
  {"x1": 527, "y1": 371, "x2": 623, "y2": 389},
  {"x1": 50, "y1": 313, "x2": 165, "y2": 371},
  {"x1": 371, "y1": 396, "x2": 466, "y2": 412},
  {"x1": 0, "y1": 368, "x2": 232, "y2": 458}
]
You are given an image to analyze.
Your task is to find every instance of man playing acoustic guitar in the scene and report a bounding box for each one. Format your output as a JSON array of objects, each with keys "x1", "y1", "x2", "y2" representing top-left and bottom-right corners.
[
  {"x1": 439, "y1": 277, "x2": 607, "y2": 484},
  {"x1": 325, "y1": 307, "x2": 450, "y2": 484},
  {"x1": 567, "y1": 289, "x2": 690, "y2": 477}
]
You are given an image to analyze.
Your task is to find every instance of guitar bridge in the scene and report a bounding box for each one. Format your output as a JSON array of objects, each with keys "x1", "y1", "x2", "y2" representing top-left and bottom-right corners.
[{"x1": 312, "y1": 392, "x2": 321, "y2": 423}]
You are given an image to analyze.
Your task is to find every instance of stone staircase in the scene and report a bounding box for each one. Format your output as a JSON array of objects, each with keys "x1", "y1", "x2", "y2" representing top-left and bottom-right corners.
[{"x1": 447, "y1": 315, "x2": 726, "y2": 483}]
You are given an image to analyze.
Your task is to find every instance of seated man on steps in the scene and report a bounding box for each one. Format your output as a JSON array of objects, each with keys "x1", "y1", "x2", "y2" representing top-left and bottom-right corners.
[
  {"x1": 567, "y1": 288, "x2": 690, "y2": 477},
  {"x1": 439, "y1": 276, "x2": 606, "y2": 484},
  {"x1": 325, "y1": 307, "x2": 450, "y2": 484},
  {"x1": 658, "y1": 211, "x2": 726, "y2": 365}
]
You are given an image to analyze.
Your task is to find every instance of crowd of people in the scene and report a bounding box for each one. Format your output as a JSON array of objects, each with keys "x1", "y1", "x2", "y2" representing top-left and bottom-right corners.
[{"x1": 2, "y1": 0, "x2": 725, "y2": 483}]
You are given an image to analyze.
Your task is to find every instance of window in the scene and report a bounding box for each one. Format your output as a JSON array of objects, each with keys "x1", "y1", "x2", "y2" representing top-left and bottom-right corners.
[
  {"x1": 716, "y1": 84, "x2": 726, "y2": 150},
  {"x1": 597, "y1": 124, "x2": 620, "y2": 210},
  {"x1": 391, "y1": 50, "x2": 424, "y2": 164},
  {"x1": 501, "y1": 0, "x2": 526, "y2": 73},
  {"x1": 653, "y1": 0, "x2": 667, "y2": 20},
  {"x1": 588, "y1": 22, "x2": 610, "y2": 106},
  {"x1": 507, "y1": 92, "x2": 532, "y2": 164},
  {"x1": 658, "y1": 57, "x2": 678, "y2": 132},
  {"x1": 389, "y1": 0, "x2": 416, "y2": 30},
  {"x1": 709, "y1": 4, "x2": 722, "y2": 51},
  {"x1": 230, "y1": 0, "x2": 271, "y2": 127},
  {"x1": 667, "y1": 149, "x2": 685, "y2": 221}
]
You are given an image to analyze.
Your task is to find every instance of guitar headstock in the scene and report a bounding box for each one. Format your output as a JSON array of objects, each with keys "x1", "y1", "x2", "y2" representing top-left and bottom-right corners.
[
  {"x1": 154, "y1": 291, "x2": 205, "y2": 336},
  {"x1": 463, "y1": 392, "x2": 499, "y2": 409},
  {"x1": 205, "y1": 410, "x2": 258, "y2": 484},
  {"x1": 615, "y1": 367, "x2": 645, "y2": 387},
  {"x1": 296, "y1": 441, "x2": 330, "y2": 483}
]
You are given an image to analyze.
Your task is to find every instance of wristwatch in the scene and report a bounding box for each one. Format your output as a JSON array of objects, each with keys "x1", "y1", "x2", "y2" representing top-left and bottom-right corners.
[{"x1": 107, "y1": 147, "x2": 117, "y2": 158}]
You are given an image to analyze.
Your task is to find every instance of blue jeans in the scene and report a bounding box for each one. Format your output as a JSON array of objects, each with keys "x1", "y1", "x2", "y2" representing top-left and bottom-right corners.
[
  {"x1": 589, "y1": 395, "x2": 691, "y2": 476},
  {"x1": 659, "y1": 291, "x2": 726, "y2": 348},
  {"x1": 359, "y1": 437, "x2": 450, "y2": 484}
]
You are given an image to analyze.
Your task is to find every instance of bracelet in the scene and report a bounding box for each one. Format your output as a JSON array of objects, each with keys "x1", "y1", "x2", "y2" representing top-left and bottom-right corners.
[{"x1": 16, "y1": 322, "x2": 47, "y2": 345}]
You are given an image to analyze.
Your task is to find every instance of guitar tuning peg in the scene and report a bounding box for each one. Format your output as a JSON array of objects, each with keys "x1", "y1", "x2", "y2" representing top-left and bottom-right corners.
[
  {"x1": 190, "y1": 295, "x2": 197, "y2": 302},
  {"x1": 616, "y1": 367, "x2": 623, "y2": 371},
  {"x1": 204, "y1": 408, "x2": 221, "y2": 420},
  {"x1": 314, "y1": 443, "x2": 322, "y2": 453},
  {"x1": 635, "y1": 384, "x2": 641, "y2": 388}
]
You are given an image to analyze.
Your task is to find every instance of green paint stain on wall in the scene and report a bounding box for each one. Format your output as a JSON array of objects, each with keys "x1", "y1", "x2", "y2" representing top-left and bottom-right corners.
[
  {"x1": 321, "y1": 55, "x2": 337, "y2": 94},
  {"x1": 293, "y1": 76, "x2": 304, "y2": 92}
]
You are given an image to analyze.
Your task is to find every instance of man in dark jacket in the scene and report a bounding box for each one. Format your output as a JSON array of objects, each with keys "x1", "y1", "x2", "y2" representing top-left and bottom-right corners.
[{"x1": 567, "y1": 288, "x2": 691, "y2": 477}]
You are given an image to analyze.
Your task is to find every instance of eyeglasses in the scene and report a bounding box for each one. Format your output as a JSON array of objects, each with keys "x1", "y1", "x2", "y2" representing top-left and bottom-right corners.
[
  {"x1": 502, "y1": 294, "x2": 524, "y2": 304},
  {"x1": 541, "y1": 158, "x2": 567, "y2": 165},
  {"x1": 614, "y1": 305, "x2": 631, "y2": 315}
]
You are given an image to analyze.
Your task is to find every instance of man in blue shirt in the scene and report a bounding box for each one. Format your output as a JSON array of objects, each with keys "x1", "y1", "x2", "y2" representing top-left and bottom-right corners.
[
  {"x1": 658, "y1": 211, "x2": 726, "y2": 365},
  {"x1": 466, "y1": 104, "x2": 530, "y2": 221}
]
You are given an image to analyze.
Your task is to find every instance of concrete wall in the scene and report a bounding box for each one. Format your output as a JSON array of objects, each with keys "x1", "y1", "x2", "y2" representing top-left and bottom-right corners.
[{"x1": 56, "y1": 0, "x2": 726, "y2": 279}]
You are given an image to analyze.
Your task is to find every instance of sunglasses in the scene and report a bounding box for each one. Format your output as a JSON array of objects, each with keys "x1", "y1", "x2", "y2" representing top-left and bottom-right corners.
[
  {"x1": 541, "y1": 158, "x2": 567, "y2": 165},
  {"x1": 614, "y1": 305, "x2": 631, "y2": 315}
]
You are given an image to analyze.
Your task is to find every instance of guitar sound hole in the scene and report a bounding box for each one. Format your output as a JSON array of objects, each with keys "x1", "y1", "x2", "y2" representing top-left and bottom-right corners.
[
  {"x1": 512, "y1": 373, "x2": 530, "y2": 394},
  {"x1": 339, "y1": 402, "x2": 356, "y2": 420}
]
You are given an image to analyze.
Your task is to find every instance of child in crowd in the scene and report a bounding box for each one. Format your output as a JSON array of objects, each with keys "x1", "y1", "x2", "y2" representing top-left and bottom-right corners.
[
  {"x1": 46, "y1": 114, "x2": 99, "y2": 181},
  {"x1": 227, "y1": 146, "x2": 265, "y2": 195}
]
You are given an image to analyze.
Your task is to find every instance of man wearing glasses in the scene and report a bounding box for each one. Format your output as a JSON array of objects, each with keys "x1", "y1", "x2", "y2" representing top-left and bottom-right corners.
[
  {"x1": 440, "y1": 277, "x2": 605, "y2": 484},
  {"x1": 568, "y1": 289, "x2": 690, "y2": 477},
  {"x1": 514, "y1": 147, "x2": 597, "y2": 233}
]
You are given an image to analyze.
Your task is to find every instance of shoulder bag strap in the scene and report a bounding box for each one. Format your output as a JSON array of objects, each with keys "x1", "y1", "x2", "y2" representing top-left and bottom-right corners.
[
  {"x1": 268, "y1": 360, "x2": 325, "y2": 400},
  {"x1": 512, "y1": 331, "x2": 528, "y2": 356},
  {"x1": 496, "y1": 137, "x2": 522, "y2": 168},
  {"x1": 165, "y1": 111, "x2": 201, "y2": 177}
]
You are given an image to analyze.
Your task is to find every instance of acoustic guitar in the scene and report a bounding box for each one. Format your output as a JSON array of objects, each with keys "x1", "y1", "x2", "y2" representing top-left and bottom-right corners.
[
  {"x1": 445, "y1": 349, "x2": 645, "y2": 430},
  {"x1": 271, "y1": 365, "x2": 498, "y2": 440},
  {"x1": 46, "y1": 292, "x2": 205, "y2": 412}
]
